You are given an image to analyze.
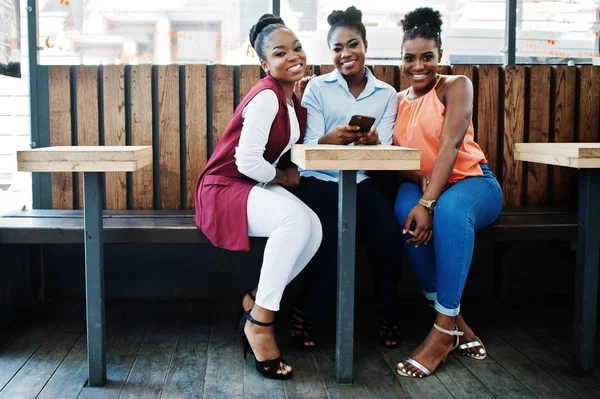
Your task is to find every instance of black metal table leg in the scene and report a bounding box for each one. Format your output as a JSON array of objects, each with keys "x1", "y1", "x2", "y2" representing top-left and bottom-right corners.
[
  {"x1": 336, "y1": 170, "x2": 357, "y2": 384},
  {"x1": 572, "y1": 169, "x2": 600, "y2": 375},
  {"x1": 83, "y1": 172, "x2": 106, "y2": 386}
]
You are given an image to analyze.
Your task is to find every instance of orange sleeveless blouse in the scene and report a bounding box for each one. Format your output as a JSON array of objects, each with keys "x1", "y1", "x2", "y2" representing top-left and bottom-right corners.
[{"x1": 392, "y1": 78, "x2": 486, "y2": 183}]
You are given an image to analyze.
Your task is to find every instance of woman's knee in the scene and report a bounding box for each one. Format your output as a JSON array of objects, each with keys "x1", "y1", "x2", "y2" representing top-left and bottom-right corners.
[
  {"x1": 306, "y1": 209, "x2": 323, "y2": 248},
  {"x1": 281, "y1": 203, "x2": 316, "y2": 243},
  {"x1": 434, "y1": 185, "x2": 502, "y2": 230}
]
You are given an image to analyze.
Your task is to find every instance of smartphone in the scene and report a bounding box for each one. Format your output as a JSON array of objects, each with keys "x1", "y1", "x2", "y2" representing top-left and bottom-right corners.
[{"x1": 348, "y1": 114, "x2": 376, "y2": 133}]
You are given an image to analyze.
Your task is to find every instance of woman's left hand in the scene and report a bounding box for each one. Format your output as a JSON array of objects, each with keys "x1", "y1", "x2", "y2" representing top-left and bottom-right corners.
[
  {"x1": 354, "y1": 127, "x2": 381, "y2": 145},
  {"x1": 293, "y1": 74, "x2": 316, "y2": 100},
  {"x1": 403, "y1": 205, "x2": 433, "y2": 247}
]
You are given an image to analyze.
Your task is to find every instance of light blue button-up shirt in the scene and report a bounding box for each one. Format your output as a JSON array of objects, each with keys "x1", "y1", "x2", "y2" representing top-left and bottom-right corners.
[{"x1": 299, "y1": 67, "x2": 398, "y2": 183}]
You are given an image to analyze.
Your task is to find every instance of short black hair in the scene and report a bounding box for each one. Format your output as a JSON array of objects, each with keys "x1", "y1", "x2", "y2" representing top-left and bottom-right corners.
[
  {"x1": 326, "y1": 6, "x2": 367, "y2": 46},
  {"x1": 400, "y1": 7, "x2": 443, "y2": 50},
  {"x1": 249, "y1": 14, "x2": 286, "y2": 60}
]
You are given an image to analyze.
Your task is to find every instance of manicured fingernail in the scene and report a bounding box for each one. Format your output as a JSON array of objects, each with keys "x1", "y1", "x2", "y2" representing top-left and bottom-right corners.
[{"x1": 402, "y1": 229, "x2": 406, "y2": 234}]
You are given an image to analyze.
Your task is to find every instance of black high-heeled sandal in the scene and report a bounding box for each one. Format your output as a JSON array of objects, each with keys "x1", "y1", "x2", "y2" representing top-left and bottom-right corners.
[
  {"x1": 238, "y1": 310, "x2": 293, "y2": 380},
  {"x1": 239, "y1": 289, "x2": 256, "y2": 312},
  {"x1": 236, "y1": 289, "x2": 256, "y2": 331},
  {"x1": 378, "y1": 318, "x2": 403, "y2": 349},
  {"x1": 290, "y1": 307, "x2": 316, "y2": 350}
]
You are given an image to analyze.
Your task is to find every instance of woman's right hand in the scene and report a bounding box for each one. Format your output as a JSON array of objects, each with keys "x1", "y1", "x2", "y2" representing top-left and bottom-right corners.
[
  {"x1": 319, "y1": 124, "x2": 364, "y2": 145},
  {"x1": 272, "y1": 167, "x2": 300, "y2": 187},
  {"x1": 404, "y1": 204, "x2": 433, "y2": 248}
]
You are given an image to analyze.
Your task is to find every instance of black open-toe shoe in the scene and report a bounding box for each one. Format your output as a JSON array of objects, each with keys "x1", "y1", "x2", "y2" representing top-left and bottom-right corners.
[
  {"x1": 378, "y1": 318, "x2": 403, "y2": 349},
  {"x1": 290, "y1": 306, "x2": 316, "y2": 350},
  {"x1": 238, "y1": 310, "x2": 293, "y2": 380}
]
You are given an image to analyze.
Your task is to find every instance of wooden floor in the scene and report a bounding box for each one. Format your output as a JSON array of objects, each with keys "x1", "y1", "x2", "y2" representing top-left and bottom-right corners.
[{"x1": 0, "y1": 297, "x2": 598, "y2": 399}]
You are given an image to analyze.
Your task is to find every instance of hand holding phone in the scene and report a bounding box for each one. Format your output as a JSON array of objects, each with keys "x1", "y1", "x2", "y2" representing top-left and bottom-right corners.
[
  {"x1": 320, "y1": 115, "x2": 377, "y2": 145},
  {"x1": 348, "y1": 114, "x2": 381, "y2": 145},
  {"x1": 348, "y1": 114, "x2": 376, "y2": 133}
]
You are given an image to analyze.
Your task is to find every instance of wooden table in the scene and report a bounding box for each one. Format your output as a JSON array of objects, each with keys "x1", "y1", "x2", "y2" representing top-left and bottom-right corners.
[
  {"x1": 17, "y1": 146, "x2": 152, "y2": 386},
  {"x1": 515, "y1": 142, "x2": 600, "y2": 375},
  {"x1": 291, "y1": 144, "x2": 420, "y2": 383}
]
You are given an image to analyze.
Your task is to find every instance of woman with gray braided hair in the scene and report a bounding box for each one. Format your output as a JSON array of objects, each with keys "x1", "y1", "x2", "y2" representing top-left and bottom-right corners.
[{"x1": 392, "y1": 7, "x2": 502, "y2": 378}]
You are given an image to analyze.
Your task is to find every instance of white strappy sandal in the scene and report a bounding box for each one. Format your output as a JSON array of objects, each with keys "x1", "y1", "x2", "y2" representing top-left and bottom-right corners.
[
  {"x1": 396, "y1": 323, "x2": 463, "y2": 378},
  {"x1": 456, "y1": 336, "x2": 487, "y2": 360}
]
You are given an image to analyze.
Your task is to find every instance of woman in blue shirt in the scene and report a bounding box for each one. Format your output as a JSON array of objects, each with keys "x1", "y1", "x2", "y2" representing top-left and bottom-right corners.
[{"x1": 289, "y1": 6, "x2": 404, "y2": 349}]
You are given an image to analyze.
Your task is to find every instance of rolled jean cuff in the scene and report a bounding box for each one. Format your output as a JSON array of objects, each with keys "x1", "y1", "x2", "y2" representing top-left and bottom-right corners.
[
  {"x1": 434, "y1": 301, "x2": 460, "y2": 317},
  {"x1": 423, "y1": 291, "x2": 437, "y2": 301}
]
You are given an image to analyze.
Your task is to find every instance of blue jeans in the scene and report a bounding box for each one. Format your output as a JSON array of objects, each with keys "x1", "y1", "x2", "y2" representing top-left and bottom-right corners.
[{"x1": 394, "y1": 164, "x2": 502, "y2": 316}]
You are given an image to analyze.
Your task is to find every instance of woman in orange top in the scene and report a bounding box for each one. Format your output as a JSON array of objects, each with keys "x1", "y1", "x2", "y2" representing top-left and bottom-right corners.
[{"x1": 392, "y1": 8, "x2": 502, "y2": 379}]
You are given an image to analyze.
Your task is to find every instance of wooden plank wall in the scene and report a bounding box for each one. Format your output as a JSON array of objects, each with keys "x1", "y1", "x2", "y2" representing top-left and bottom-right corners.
[
  {"x1": 103, "y1": 65, "x2": 127, "y2": 210},
  {"x1": 552, "y1": 65, "x2": 576, "y2": 206},
  {"x1": 158, "y1": 65, "x2": 181, "y2": 210},
  {"x1": 45, "y1": 64, "x2": 600, "y2": 210},
  {"x1": 185, "y1": 65, "x2": 207, "y2": 209},
  {"x1": 48, "y1": 67, "x2": 72, "y2": 210},
  {"x1": 131, "y1": 65, "x2": 153, "y2": 210},
  {"x1": 76, "y1": 66, "x2": 100, "y2": 209}
]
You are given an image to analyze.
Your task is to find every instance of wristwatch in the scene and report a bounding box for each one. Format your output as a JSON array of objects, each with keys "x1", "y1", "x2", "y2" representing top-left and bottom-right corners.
[{"x1": 418, "y1": 198, "x2": 437, "y2": 213}]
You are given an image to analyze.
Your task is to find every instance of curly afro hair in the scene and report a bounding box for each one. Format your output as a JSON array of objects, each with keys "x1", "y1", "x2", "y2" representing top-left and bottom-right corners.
[{"x1": 400, "y1": 7, "x2": 443, "y2": 50}]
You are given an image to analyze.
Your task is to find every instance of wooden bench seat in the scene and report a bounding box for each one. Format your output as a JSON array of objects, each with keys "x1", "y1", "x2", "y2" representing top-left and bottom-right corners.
[
  {"x1": 0, "y1": 209, "x2": 206, "y2": 244},
  {"x1": 477, "y1": 208, "x2": 577, "y2": 241},
  {"x1": 0, "y1": 208, "x2": 577, "y2": 244}
]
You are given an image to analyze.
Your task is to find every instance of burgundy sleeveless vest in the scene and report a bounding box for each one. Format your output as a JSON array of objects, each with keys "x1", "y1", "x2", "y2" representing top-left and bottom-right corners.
[{"x1": 194, "y1": 74, "x2": 307, "y2": 251}]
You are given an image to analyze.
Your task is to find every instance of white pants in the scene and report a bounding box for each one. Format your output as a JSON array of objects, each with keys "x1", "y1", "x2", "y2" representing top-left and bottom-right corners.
[{"x1": 247, "y1": 183, "x2": 322, "y2": 311}]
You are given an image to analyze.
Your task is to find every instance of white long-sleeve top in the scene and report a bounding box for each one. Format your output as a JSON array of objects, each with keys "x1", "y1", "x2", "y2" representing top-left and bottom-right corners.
[{"x1": 234, "y1": 89, "x2": 300, "y2": 183}]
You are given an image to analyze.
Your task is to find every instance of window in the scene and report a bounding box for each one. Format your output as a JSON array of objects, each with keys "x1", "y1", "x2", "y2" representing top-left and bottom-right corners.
[
  {"x1": 37, "y1": 0, "x2": 270, "y2": 65},
  {"x1": 280, "y1": 0, "x2": 507, "y2": 65},
  {"x1": 516, "y1": 0, "x2": 599, "y2": 64},
  {"x1": 34, "y1": 0, "x2": 600, "y2": 66}
]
